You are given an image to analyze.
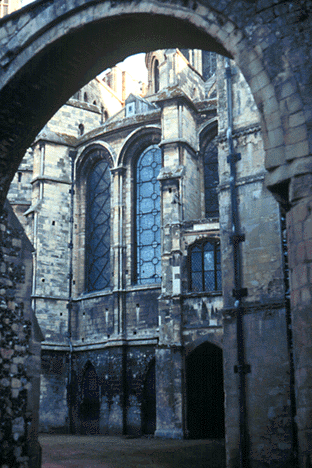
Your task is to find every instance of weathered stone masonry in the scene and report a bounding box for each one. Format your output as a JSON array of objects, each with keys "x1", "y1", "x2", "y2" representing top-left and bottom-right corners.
[{"x1": 0, "y1": 201, "x2": 42, "y2": 468}]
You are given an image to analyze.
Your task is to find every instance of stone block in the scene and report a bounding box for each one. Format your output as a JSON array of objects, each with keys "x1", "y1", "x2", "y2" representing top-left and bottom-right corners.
[
  {"x1": 264, "y1": 146, "x2": 285, "y2": 169},
  {"x1": 1, "y1": 348, "x2": 14, "y2": 360},
  {"x1": 11, "y1": 378, "x2": 21, "y2": 389},
  {"x1": 286, "y1": 93, "x2": 303, "y2": 114},
  {"x1": 303, "y1": 218, "x2": 312, "y2": 240},
  {"x1": 285, "y1": 125, "x2": 307, "y2": 146},
  {"x1": 289, "y1": 111, "x2": 306, "y2": 128}
]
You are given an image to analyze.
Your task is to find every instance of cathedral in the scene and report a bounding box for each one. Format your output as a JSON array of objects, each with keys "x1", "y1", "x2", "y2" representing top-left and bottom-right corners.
[{"x1": 8, "y1": 47, "x2": 293, "y2": 462}]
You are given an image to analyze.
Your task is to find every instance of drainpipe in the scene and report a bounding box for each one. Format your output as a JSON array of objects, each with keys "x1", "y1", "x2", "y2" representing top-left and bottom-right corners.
[
  {"x1": 225, "y1": 58, "x2": 249, "y2": 468},
  {"x1": 67, "y1": 149, "x2": 77, "y2": 433}
]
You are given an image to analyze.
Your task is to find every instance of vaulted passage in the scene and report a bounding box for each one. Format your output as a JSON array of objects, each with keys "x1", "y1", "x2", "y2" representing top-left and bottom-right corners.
[{"x1": 186, "y1": 343, "x2": 224, "y2": 439}]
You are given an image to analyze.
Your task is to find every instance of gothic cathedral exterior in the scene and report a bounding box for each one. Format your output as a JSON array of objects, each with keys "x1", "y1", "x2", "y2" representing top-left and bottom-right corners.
[{"x1": 9, "y1": 49, "x2": 290, "y2": 456}]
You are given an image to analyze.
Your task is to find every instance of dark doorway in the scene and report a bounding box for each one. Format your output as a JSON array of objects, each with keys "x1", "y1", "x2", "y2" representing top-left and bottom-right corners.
[
  {"x1": 80, "y1": 362, "x2": 100, "y2": 435},
  {"x1": 186, "y1": 342, "x2": 225, "y2": 439},
  {"x1": 142, "y1": 360, "x2": 156, "y2": 435}
]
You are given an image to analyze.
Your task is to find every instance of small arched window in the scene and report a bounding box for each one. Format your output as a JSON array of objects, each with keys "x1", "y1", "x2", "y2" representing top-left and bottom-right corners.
[
  {"x1": 85, "y1": 159, "x2": 111, "y2": 292},
  {"x1": 84, "y1": 92, "x2": 88, "y2": 102},
  {"x1": 154, "y1": 60, "x2": 159, "y2": 93},
  {"x1": 189, "y1": 239, "x2": 221, "y2": 292},
  {"x1": 78, "y1": 123, "x2": 84, "y2": 136},
  {"x1": 136, "y1": 145, "x2": 162, "y2": 284}
]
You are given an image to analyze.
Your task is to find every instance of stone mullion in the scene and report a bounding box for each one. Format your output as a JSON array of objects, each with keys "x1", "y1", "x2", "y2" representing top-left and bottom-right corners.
[{"x1": 111, "y1": 166, "x2": 126, "y2": 336}]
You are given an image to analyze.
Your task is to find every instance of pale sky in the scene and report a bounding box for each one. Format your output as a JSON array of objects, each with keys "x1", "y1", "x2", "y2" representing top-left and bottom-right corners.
[{"x1": 116, "y1": 53, "x2": 148, "y2": 83}]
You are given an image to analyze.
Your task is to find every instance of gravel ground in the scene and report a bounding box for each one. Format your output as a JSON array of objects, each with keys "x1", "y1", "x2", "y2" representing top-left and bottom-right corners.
[{"x1": 39, "y1": 434, "x2": 226, "y2": 468}]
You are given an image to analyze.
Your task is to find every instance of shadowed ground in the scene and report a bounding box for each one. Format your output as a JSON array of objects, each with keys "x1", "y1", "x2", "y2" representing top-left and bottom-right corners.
[{"x1": 39, "y1": 434, "x2": 226, "y2": 468}]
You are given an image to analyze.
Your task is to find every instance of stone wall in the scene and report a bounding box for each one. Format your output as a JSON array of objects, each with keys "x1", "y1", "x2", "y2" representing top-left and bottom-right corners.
[
  {"x1": 40, "y1": 345, "x2": 155, "y2": 436},
  {"x1": 0, "y1": 200, "x2": 42, "y2": 468},
  {"x1": 217, "y1": 57, "x2": 294, "y2": 467}
]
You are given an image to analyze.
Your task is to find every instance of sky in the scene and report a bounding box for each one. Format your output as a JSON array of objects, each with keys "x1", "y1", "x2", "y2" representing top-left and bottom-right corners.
[{"x1": 116, "y1": 53, "x2": 148, "y2": 83}]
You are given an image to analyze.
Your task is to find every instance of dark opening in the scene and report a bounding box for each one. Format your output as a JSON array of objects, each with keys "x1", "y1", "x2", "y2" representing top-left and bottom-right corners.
[
  {"x1": 141, "y1": 360, "x2": 156, "y2": 435},
  {"x1": 78, "y1": 123, "x2": 84, "y2": 135},
  {"x1": 80, "y1": 362, "x2": 100, "y2": 434},
  {"x1": 154, "y1": 60, "x2": 159, "y2": 93},
  {"x1": 186, "y1": 342, "x2": 225, "y2": 439}
]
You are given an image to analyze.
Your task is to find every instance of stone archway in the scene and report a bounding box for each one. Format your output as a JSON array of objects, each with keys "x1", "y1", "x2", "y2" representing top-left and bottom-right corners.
[{"x1": 0, "y1": 2, "x2": 311, "y2": 467}]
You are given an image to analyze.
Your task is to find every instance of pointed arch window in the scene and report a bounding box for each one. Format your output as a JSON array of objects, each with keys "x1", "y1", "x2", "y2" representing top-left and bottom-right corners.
[
  {"x1": 189, "y1": 239, "x2": 221, "y2": 292},
  {"x1": 85, "y1": 159, "x2": 111, "y2": 292},
  {"x1": 204, "y1": 138, "x2": 219, "y2": 218},
  {"x1": 136, "y1": 145, "x2": 162, "y2": 285}
]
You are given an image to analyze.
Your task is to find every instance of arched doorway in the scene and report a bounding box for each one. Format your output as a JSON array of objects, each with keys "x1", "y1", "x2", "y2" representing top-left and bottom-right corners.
[
  {"x1": 141, "y1": 359, "x2": 156, "y2": 435},
  {"x1": 80, "y1": 362, "x2": 100, "y2": 435},
  {"x1": 186, "y1": 342, "x2": 224, "y2": 439}
]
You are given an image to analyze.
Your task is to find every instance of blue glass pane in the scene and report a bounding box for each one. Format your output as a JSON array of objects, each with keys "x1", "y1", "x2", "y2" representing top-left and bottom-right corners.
[
  {"x1": 204, "y1": 271, "x2": 215, "y2": 290},
  {"x1": 140, "y1": 180, "x2": 154, "y2": 193},
  {"x1": 217, "y1": 270, "x2": 222, "y2": 291},
  {"x1": 86, "y1": 158, "x2": 111, "y2": 292},
  {"x1": 140, "y1": 197, "x2": 154, "y2": 214},
  {"x1": 136, "y1": 145, "x2": 162, "y2": 284},
  {"x1": 139, "y1": 214, "x2": 154, "y2": 229},
  {"x1": 140, "y1": 230, "x2": 154, "y2": 245},
  {"x1": 204, "y1": 250, "x2": 214, "y2": 271},
  {"x1": 191, "y1": 272, "x2": 202, "y2": 292},
  {"x1": 191, "y1": 251, "x2": 202, "y2": 272},
  {"x1": 140, "y1": 167, "x2": 154, "y2": 182}
]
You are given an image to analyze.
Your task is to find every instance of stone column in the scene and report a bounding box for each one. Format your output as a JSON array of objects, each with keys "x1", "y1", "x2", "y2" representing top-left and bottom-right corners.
[
  {"x1": 155, "y1": 297, "x2": 184, "y2": 439},
  {"x1": 155, "y1": 172, "x2": 185, "y2": 439},
  {"x1": 111, "y1": 166, "x2": 126, "y2": 336},
  {"x1": 287, "y1": 173, "x2": 312, "y2": 468}
]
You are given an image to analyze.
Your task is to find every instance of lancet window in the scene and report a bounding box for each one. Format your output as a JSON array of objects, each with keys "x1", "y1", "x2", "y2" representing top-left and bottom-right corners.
[
  {"x1": 85, "y1": 159, "x2": 111, "y2": 292},
  {"x1": 135, "y1": 145, "x2": 162, "y2": 284}
]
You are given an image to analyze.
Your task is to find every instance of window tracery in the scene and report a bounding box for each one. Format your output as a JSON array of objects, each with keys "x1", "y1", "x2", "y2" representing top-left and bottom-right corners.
[
  {"x1": 189, "y1": 239, "x2": 221, "y2": 292},
  {"x1": 135, "y1": 144, "x2": 162, "y2": 284},
  {"x1": 85, "y1": 158, "x2": 111, "y2": 292}
]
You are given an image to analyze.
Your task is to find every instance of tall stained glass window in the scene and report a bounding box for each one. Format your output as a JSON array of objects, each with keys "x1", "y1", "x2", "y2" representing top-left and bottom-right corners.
[
  {"x1": 189, "y1": 240, "x2": 221, "y2": 292},
  {"x1": 136, "y1": 145, "x2": 162, "y2": 284},
  {"x1": 85, "y1": 159, "x2": 111, "y2": 292},
  {"x1": 204, "y1": 139, "x2": 219, "y2": 218}
]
